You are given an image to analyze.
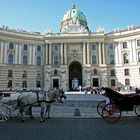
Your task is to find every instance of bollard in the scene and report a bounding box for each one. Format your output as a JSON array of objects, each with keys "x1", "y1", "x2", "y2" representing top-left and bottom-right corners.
[{"x1": 74, "y1": 108, "x2": 81, "y2": 116}]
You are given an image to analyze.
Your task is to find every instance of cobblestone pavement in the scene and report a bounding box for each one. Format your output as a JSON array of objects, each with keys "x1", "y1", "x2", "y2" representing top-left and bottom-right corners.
[
  {"x1": 0, "y1": 117, "x2": 140, "y2": 140},
  {"x1": 1, "y1": 94, "x2": 140, "y2": 140}
]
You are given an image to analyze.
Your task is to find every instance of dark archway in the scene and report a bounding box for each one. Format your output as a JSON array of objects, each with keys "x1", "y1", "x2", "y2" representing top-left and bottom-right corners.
[{"x1": 69, "y1": 61, "x2": 82, "y2": 91}]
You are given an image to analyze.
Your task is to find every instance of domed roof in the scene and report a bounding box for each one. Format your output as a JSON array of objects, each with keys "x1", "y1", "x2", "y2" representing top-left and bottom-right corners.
[{"x1": 61, "y1": 5, "x2": 87, "y2": 26}]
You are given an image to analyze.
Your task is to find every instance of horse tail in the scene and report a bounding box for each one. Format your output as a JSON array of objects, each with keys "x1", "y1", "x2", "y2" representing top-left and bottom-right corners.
[{"x1": 17, "y1": 96, "x2": 20, "y2": 106}]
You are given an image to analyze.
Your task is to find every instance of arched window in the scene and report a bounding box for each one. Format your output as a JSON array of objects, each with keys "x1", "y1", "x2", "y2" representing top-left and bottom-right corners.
[
  {"x1": 8, "y1": 54, "x2": 14, "y2": 64},
  {"x1": 23, "y1": 55, "x2": 28, "y2": 65},
  {"x1": 123, "y1": 42, "x2": 127, "y2": 49},
  {"x1": 123, "y1": 53, "x2": 129, "y2": 63},
  {"x1": 110, "y1": 54, "x2": 114, "y2": 64},
  {"x1": 138, "y1": 51, "x2": 140, "y2": 62},
  {"x1": 37, "y1": 45, "x2": 41, "y2": 52},
  {"x1": 109, "y1": 43, "x2": 113, "y2": 50},
  {"x1": 137, "y1": 40, "x2": 140, "y2": 46},
  {"x1": 111, "y1": 79, "x2": 116, "y2": 87},
  {"x1": 125, "y1": 78, "x2": 130, "y2": 86},
  {"x1": 23, "y1": 44, "x2": 28, "y2": 51},
  {"x1": 92, "y1": 55, "x2": 96, "y2": 64},
  {"x1": 37, "y1": 56, "x2": 41, "y2": 66},
  {"x1": 9, "y1": 42, "x2": 14, "y2": 49},
  {"x1": 92, "y1": 45, "x2": 96, "y2": 51}
]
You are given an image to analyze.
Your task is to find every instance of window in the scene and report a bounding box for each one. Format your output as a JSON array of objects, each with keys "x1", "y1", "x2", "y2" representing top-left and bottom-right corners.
[
  {"x1": 9, "y1": 42, "x2": 14, "y2": 49},
  {"x1": 138, "y1": 51, "x2": 140, "y2": 62},
  {"x1": 23, "y1": 44, "x2": 28, "y2": 51},
  {"x1": 22, "y1": 81, "x2": 27, "y2": 88},
  {"x1": 7, "y1": 80, "x2": 12, "y2": 88},
  {"x1": 8, "y1": 70, "x2": 13, "y2": 77},
  {"x1": 37, "y1": 56, "x2": 41, "y2": 66},
  {"x1": 125, "y1": 79, "x2": 130, "y2": 86},
  {"x1": 124, "y1": 69, "x2": 129, "y2": 76},
  {"x1": 8, "y1": 54, "x2": 14, "y2": 64},
  {"x1": 37, "y1": 45, "x2": 41, "y2": 52},
  {"x1": 54, "y1": 55, "x2": 60, "y2": 66},
  {"x1": 123, "y1": 42, "x2": 127, "y2": 49},
  {"x1": 92, "y1": 55, "x2": 97, "y2": 64},
  {"x1": 111, "y1": 79, "x2": 116, "y2": 87},
  {"x1": 53, "y1": 45, "x2": 60, "y2": 66},
  {"x1": 110, "y1": 70, "x2": 115, "y2": 76},
  {"x1": 22, "y1": 71, "x2": 27, "y2": 78},
  {"x1": 110, "y1": 54, "x2": 115, "y2": 64},
  {"x1": 54, "y1": 45, "x2": 59, "y2": 51},
  {"x1": 109, "y1": 43, "x2": 113, "y2": 50},
  {"x1": 92, "y1": 45, "x2": 96, "y2": 51},
  {"x1": 137, "y1": 40, "x2": 140, "y2": 46},
  {"x1": 123, "y1": 53, "x2": 129, "y2": 63},
  {"x1": 23, "y1": 55, "x2": 28, "y2": 65}
]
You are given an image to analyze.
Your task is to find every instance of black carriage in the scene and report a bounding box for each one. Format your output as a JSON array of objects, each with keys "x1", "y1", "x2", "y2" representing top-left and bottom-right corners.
[{"x1": 97, "y1": 87, "x2": 140, "y2": 123}]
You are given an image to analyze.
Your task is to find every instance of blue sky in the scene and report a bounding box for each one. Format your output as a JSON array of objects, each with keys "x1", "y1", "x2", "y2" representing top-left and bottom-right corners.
[{"x1": 0, "y1": 0, "x2": 140, "y2": 33}]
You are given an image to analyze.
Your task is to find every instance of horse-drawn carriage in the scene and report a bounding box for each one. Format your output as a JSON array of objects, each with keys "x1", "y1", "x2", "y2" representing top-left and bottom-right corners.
[
  {"x1": 0, "y1": 89, "x2": 66, "y2": 123},
  {"x1": 97, "y1": 87, "x2": 140, "y2": 123}
]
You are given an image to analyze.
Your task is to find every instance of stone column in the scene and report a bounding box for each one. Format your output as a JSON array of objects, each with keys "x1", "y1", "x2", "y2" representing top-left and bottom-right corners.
[
  {"x1": 32, "y1": 45, "x2": 36, "y2": 65},
  {"x1": 60, "y1": 43, "x2": 63, "y2": 65},
  {"x1": 83, "y1": 43, "x2": 86, "y2": 65},
  {"x1": 87, "y1": 43, "x2": 90, "y2": 64},
  {"x1": 45, "y1": 44, "x2": 48, "y2": 65},
  {"x1": 117, "y1": 42, "x2": 122, "y2": 64},
  {"x1": 98, "y1": 42, "x2": 102, "y2": 64},
  {"x1": 128, "y1": 40, "x2": 133, "y2": 63},
  {"x1": 0, "y1": 41, "x2": 4, "y2": 63},
  {"x1": 114, "y1": 42, "x2": 119, "y2": 64},
  {"x1": 4, "y1": 42, "x2": 8, "y2": 63},
  {"x1": 49, "y1": 43, "x2": 52, "y2": 65},
  {"x1": 29, "y1": 44, "x2": 32, "y2": 65},
  {"x1": 15, "y1": 43, "x2": 18, "y2": 64},
  {"x1": 64, "y1": 43, "x2": 67, "y2": 64},
  {"x1": 18, "y1": 44, "x2": 22, "y2": 64},
  {"x1": 132, "y1": 39, "x2": 137, "y2": 63},
  {"x1": 102, "y1": 42, "x2": 105, "y2": 64}
]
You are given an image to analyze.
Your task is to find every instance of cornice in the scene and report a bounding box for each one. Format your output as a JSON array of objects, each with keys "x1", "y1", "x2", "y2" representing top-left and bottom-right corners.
[{"x1": 0, "y1": 28, "x2": 43, "y2": 41}]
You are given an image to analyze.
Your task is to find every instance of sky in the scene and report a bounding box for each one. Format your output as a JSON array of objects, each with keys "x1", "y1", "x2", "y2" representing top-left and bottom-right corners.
[{"x1": 0, "y1": 0, "x2": 140, "y2": 33}]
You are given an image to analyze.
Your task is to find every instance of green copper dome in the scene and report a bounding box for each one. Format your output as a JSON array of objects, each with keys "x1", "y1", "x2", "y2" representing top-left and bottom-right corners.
[{"x1": 61, "y1": 5, "x2": 87, "y2": 26}]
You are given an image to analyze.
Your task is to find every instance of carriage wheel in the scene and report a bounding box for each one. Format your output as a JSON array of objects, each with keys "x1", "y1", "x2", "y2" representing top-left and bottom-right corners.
[
  {"x1": 102, "y1": 103, "x2": 121, "y2": 123},
  {"x1": 134, "y1": 105, "x2": 140, "y2": 117},
  {"x1": 0, "y1": 105, "x2": 11, "y2": 122},
  {"x1": 97, "y1": 100, "x2": 106, "y2": 116}
]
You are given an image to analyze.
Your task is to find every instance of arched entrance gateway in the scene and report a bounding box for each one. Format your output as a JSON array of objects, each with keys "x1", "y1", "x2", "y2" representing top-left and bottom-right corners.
[{"x1": 69, "y1": 61, "x2": 82, "y2": 91}]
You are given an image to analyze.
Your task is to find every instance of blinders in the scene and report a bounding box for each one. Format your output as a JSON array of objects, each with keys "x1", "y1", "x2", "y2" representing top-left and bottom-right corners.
[{"x1": 56, "y1": 89, "x2": 67, "y2": 103}]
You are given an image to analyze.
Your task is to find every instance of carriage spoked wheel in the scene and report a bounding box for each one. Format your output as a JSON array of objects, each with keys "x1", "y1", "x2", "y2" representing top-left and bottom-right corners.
[
  {"x1": 97, "y1": 100, "x2": 106, "y2": 116},
  {"x1": 134, "y1": 105, "x2": 140, "y2": 117},
  {"x1": 102, "y1": 103, "x2": 121, "y2": 123},
  {"x1": 0, "y1": 105, "x2": 11, "y2": 122}
]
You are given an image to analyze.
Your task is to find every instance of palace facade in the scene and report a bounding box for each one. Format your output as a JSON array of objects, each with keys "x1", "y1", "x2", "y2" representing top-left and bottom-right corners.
[{"x1": 0, "y1": 5, "x2": 140, "y2": 91}]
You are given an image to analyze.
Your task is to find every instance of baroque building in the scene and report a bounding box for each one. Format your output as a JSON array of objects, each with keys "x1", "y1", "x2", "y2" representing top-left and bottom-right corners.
[{"x1": 0, "y1": 5, "x2": 140, "y2": 91}]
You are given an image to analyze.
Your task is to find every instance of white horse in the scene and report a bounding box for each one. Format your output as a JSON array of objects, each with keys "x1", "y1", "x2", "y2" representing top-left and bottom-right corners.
[{"x1": 16, "y1": 89, "x2": 67, "y2": 122}]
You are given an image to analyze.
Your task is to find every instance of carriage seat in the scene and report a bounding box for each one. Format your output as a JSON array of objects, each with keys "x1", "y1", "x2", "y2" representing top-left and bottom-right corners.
[{"x1": 102, "y1": 87, "x2": 137, "y2": 99}]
